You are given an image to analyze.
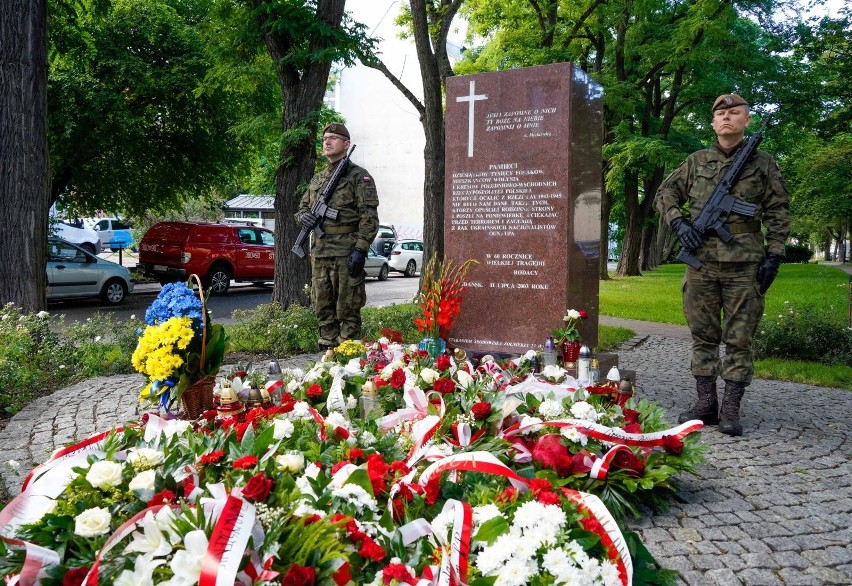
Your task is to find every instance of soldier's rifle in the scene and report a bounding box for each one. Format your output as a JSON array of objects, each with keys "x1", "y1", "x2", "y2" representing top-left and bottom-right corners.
[
  {"x1": 291, "y1": 145, "x2": 356, "y2": 259},
  {"x1": 677, "y1": 118, "x2": 770, "y2": 270}
]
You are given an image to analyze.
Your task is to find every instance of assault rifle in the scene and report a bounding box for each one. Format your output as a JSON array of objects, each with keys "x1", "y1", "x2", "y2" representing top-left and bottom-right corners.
[
  {"x1": 291, "y1": 145, "x2": 356, "y2": 258},
  {"x1": 676, "y1": 119, "x2": 769, "y2": 270}
]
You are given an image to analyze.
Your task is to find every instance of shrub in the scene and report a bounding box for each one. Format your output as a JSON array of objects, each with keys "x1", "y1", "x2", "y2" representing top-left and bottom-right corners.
[
  {"x1": 754, "y1": 303, "x2": 852, "y2": 366},
  {"x1": 229, "y1": 303, "x2": 320, "y2": 355},
  {"x1": 362, "y1": 303, "x2": 421, "y2": 342},
  {"x1": 783, "y1": 245, "x2": 812, "y2": 264}
]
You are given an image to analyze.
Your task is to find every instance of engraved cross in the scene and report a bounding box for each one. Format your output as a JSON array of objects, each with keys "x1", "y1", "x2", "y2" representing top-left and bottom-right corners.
[{"x1": 456, "y1": 80, "x2": 488, "y2": 158}]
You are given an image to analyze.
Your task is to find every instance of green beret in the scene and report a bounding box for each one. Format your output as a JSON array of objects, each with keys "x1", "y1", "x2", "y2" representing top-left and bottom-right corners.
[
  {"x1": 712, "y1": 94, "x2": 748, "y2": 112},
  {"x1": 322, "y1": 123, "x2": 350, "y2": 139}
]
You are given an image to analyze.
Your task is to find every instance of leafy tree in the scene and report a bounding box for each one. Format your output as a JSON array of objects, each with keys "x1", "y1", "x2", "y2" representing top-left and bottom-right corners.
[
  {"x1": 48, "y1": 0, "x2": 250, "y2": 218},
  {"x1": 1, "y1": 0, "x2": 49, "y2": 310}
]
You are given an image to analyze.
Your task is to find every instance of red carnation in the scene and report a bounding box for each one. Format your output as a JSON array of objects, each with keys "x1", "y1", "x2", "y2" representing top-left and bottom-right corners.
[
  {"x1": 435, "y1": 354, "x2": 451, "y2": 371},
  {"x1": 233, "y1": 455, "x2": 258, "y2": 469},
  {"x1": 529, "y1": 478, "x2": 553, "y2": 494},
  {"x1": 307, "y1": 384, "x2": 323, "y2": 398},
  {"x1": 358, "y1": 537, "x2": 386, "y2": 561},
  {"x1": 390, "y1": 368, "x2": 406, "y2": 389},
  {"x1": 63, "y1": 566, "x2": 90, "y2": 586},
  {"x1": 537, "y1": 491, "x2": 562, "y2": 506},
  {"x1": 471, "y1": 401, "x2": 492, "y2": 420},
  {"x1": 663, "y1": 434, "x2": 685, "y2": 455},
  {"x1": 242, "y1": 472, "x2": 274, "y2": 502},
  {"x1": 331, "y1": 460, "x2": 352, "y2": 475},
  {"x1": 147, "y1": 489, "x2": 176, "y2": 507},
  {"x1": 383, "y1": 563, "x2": 415, "y2": 585},
  {"x1": 433, "y1": 377, "x2": 455, "y2": 395},
  {"x1": 373, "y1": 376, "x2": 388, "y2": 388},
  {"x1": 349, "y1": 448, "x2": 364, "y2": 461},
  {"x1": 199, "y1": 450, "x2": 225, "y2": 465},
  {"x1": 282, "y1": 564, "x2": 317, "y2": 586}
]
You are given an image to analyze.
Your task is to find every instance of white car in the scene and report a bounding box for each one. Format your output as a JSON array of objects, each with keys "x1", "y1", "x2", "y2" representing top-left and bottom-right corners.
[
  {"x1": 388, "y1": 239, "x2": 423, "y2": 277},
  {"x1": 47, "y1": 237, "x2": 134, "y2": 304},
  {"x1": 90, "y1": 217, "x2": 135, "y2": 251},
  {"x1": 52, "y1": 221, "x2": 101, "y2": 255}
]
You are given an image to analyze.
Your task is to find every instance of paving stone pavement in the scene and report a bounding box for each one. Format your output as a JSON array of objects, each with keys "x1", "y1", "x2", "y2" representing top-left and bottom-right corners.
[{"x1": 1, "y1": 336, "x2": 850, "y2": 585}]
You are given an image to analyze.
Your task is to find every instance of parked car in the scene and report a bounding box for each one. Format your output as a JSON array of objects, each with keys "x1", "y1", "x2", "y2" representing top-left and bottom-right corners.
[
  {"x1": 372, "y1": 224, "x2": 398, "y2": 258},
  {"x1": 52, "y1": 221, "x2": 101, "y2": 256},
  {"x1": 138, "y1": 222, "x2": 275, "y2": 295},
  {"x1": 388, "y1": 239, "x2": 423, "y2": 277},
  {"x1": 365, "y1": 248, "x2": 390, "y2": 281},
  {"x1": 47, "y1": 237, "x2": 134, "y2": 304},
  {"x1": 90, "y1": 217, "x2": 135, "y2": 251}
]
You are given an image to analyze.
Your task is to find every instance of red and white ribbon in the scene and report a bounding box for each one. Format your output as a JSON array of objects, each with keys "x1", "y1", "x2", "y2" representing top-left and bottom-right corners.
[
  {"x1": 379, "y1": 386, "x2": 431, "y2": 430},
  {"x1": 590, "y1": 445, "x2": 636, "y2": 480},
  {"x1": 502, "y1": 419, "x2": 703, "y2": 448},
  {"x1": 0, "y1": 537, "x2": 59, "y2": 586},
  {"x1": 433, "y1": 499, "x2": 473, "y2": 586},
  {"x1": 406, "y1": 416, "x2": 442, "y2": 468},
  {"x1": 418, "y1": 451, "x2": 530, "y2": 494},
  {"x1": 200, "y1": 493, "x2": 257, "y2": 586}
]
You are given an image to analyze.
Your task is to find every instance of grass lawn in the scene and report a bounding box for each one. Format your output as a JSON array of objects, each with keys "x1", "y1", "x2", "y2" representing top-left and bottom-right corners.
[{"x1": 599, "y1": 262, "x2": 852, "y2": 390}]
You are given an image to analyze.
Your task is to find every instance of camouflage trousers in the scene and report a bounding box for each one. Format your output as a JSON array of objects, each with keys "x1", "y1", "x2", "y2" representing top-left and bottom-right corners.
[
  {"x1": 311, "y1": 255, "x2": 366, "y2": 348},
  {"x1": 683, "y1": 261, "x2": 764, "y2": 384}
]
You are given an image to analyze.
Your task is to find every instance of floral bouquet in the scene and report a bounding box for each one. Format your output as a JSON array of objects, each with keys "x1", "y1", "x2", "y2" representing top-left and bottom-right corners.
[
  {"x1": 552, "y1": 308, "x2": 588, "y2": 345},
  {"x1": 132, "y1": 278, "x2": 228, "y2": 415},
  {"x1": 415, "y1": 255, "x2": 478, "y2": 341}
]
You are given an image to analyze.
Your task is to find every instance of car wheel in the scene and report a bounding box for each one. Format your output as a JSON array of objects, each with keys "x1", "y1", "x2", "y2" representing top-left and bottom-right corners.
[
  {"x1": 404, "y1": 259, "x2": 416, "y2": 277},
  {"x1": 378, "y1": 264, "x2": 389, "y2": 281},
  {"x1": 80, "y1": 242, "x2": 97, "y2": 255},
  {"x1": 206, "y1": 264, "x2": 231, "y2": 295},
  {"x1": 100, "y1": 278, "x2": 127, "y2": 305}
]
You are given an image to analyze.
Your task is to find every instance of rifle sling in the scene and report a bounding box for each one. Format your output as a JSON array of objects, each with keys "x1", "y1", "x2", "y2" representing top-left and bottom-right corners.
[{"x1": 323, "y1": 224, "x2": 358, "y2": 235}]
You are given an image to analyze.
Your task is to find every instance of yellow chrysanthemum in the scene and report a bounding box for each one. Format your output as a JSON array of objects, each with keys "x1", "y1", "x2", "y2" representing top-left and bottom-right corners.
[{"x1": 132, "y1": 317, "x2": 195, "y2": 378}]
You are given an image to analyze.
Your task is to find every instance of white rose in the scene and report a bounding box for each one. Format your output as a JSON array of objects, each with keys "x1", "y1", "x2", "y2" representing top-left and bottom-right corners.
[
  {"x1": 74, "y1": 507, "x2": 112, "y2": 537},
  {"x1": 273, "y1": 418, "x2": 295, "y2": 439},
  {"x1": 566, "y1": 309, "x2": 581, "y2": 320},
  {"x1": 419, "y1": 368, "x2": 439, "y2": 384},
  {"x1": 128, "y1": 469, "x2": 157, "y2": 500},
  {"x1": 276, "y1": 453, "x2": 304, "y2": 474},
  {"x1": 86, "y1": 460, "x2": 124, "y2": 490},
  {"x1": 286, "y1": 379, "x2": 301, "y2": 393},
  {"x1": 127, "y1": 447, "x2": 164, "y2": 470}
]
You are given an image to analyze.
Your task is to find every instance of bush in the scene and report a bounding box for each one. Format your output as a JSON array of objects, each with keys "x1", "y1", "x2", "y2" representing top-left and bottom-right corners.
[
  {"x1": 228, "y1": 303, "x2": 320, "y2": 355},
  {"x1": 754, "y1": 303, "x2": 852, "y2": 366},
  {"x1": 362, "y1": 303, "x2": 421, "y2": 342},
  {"x1": 783, "y1": 245, "x2": 812, "y2": 264}
]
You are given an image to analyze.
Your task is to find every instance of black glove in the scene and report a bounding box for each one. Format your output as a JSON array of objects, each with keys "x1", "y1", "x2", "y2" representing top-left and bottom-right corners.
[
  {"x1": 670, "y1": 216, "x2": 703, "y2": 250},
  {"x1": 347, "y1": 247, "x2": 367, "y2": 277},
  {"x1": 756, "y1": 253, "x2": 782, "y2": 294},
  {"x1": 299, "y1": 211, "x2": 319, "y2": 230}
]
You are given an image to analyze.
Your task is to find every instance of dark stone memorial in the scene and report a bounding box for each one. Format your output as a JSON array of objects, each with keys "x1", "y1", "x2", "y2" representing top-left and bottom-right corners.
[{"x1": 444, "y1": 62, "x2": 604, "y2": 356}]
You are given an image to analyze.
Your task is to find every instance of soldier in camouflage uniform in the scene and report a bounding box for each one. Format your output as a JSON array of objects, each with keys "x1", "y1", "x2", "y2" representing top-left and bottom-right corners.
[
  {"x1": 655, "y1": 94, "x2": 790, "y2": 436},
  {"x1": 296, "y1": 123, "x2": 380, "y2": 351}
]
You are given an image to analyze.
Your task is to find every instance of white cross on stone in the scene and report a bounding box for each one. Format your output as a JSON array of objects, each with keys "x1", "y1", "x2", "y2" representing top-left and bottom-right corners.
[{"x1": 456, "y1": 80, "x2": 488, "y2": 158}]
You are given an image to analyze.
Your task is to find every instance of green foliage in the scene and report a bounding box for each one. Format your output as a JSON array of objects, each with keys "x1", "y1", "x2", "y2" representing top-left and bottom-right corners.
[
  {"x1": 754, "y1": 303, "x2": 852, "y2": 366},
  {"x1": 783, "y1": 244, "x2": 813, "y2": 263},
  {"x1": 229, "y1": 303, "x2": 321, "y2": 354},
  {"x1": 361, "y1": 304, "x2": 423, "y2": 343}
]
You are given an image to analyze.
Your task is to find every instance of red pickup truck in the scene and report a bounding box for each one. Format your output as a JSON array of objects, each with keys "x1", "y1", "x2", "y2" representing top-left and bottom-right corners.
[{"x1": 138, "y1": 222, "x2": 275, "y2": 295}]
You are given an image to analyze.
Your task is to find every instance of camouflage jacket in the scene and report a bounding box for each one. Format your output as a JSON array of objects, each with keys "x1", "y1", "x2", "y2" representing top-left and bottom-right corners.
[
  {"x1": 296, "y1": 161, "x2": 380, "y2": 258},
  {"x1": 655, "y1": 144, "x2": 790, "y2": 262}
]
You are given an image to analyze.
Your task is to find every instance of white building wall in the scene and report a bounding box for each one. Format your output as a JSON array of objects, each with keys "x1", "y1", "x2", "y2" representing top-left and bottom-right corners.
[{"x1": 338, "y1": 0, "x2": 426, "y2": 238}]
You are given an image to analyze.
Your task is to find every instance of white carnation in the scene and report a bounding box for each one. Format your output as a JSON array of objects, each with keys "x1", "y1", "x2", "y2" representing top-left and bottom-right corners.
[
  {"x1": 419, "y1": 367, "x2": 439, "y2": 384},
  {"x1": 570, "y1": 400, "x2": 599, "y2": 422},
  {"x1": 273, "y1": 418, "x2": 295, "y2": 439},
  {"x1": 538, "y1": 399, "x2": 564, "y2": 418},
  {"x1": 519, "y1": 415, "x2": 544, "y2": 435}
]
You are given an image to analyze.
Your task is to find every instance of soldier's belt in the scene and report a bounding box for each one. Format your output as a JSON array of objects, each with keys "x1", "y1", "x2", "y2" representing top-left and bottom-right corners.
[
  {"x1": 727, "y1": 221, "x2": 761, "y2": 234},
  {"x1": 323, "y1": 224, "x2": 358, "y2": 234}
]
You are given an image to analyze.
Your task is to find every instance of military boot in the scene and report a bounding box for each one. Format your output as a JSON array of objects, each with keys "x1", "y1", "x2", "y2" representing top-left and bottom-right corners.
[
  {"x1": 719, "y1": 380, "x2": 747, "y2": 436},
  {"x1": 677, "y1": 376, "x2": 719, "y2": 424}
]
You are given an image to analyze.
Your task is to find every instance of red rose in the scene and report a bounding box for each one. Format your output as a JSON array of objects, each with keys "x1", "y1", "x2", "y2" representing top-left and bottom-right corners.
[
  {"x1": 531, "y1": 434, "x2": 567, "y2": 472},
  {"x1": 663, "y1": 435, "x2": 685, "y2": 455},
  {"x1": 471, "y1": 401, "x2": 492, "y2": 420},
  {"x1": 307, "y1": 384, "x2": 323, "y2": 398},
  {"x1": 282, "y1": 564, "x2": 317, "y2": 586},
  {"x1": 232, "y1": 455, "x2": 258, "y2": 469},
  {"x1": 242, "y1": 472, "x2": 274, "y2": 502},
  {"x1": 335, "y1": 426, "x2": 350, "y2": 440},
  {"x1": 623, "y1": 423, "x2": 642, "y2": 434},
  {"x1": 147, "y1": 489, "x2": 176, "y2": 507},
  {"x1": 567, "y1": 452, "x2": 593, "y2": 475},
  {"x1": 63, "y1": 567, "x2": 90, "y2": 586},
  {"x1": 435, "y1": 354, "x2": 451, "y2": 371},
  {"x1": 623, "y1": 409, "x2": 641, "y2": 425},
  {"x1": 390, "y1": 368, "x2": 406, "y2": 389},
  {"x1": 579, "y1": 309, "x2": 588, "y2": 319},
  {"x1": 612, "y1": 448, "x2": 645, "y2": 475},
  {"x1": 333, "y1": 562, "x2": 352, "y2": 586},
  {"x1": 433, "y1": 377, "x2": 455, "y2": 395},
  {"x1": 373, "y1": 377, "x2": 388, "y2": 388}
]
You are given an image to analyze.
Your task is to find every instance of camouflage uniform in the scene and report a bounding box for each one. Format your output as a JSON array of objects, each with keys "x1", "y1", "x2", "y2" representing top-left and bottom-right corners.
[
  {"x1": 297, "y1": 161, "x2": 379, "y2": 348},
  {"x1": 656, "y1": 145, "x2": 790, "y2": 383}
]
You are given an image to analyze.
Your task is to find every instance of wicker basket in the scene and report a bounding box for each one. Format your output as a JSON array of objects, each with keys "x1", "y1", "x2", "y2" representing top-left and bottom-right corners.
[{"x1": 179, "y1": 274, "x2": 217, "y2": 419}]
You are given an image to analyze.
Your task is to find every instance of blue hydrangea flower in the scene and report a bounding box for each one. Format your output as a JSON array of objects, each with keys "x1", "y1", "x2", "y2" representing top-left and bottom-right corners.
[{"x1": 144, "y1": 282, "x2": 204, "y2": 330}]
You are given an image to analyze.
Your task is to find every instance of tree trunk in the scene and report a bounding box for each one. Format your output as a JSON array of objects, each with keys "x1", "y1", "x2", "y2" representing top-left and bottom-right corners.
[
  {"x1": 617, "y1": 170, "x2": 642, "y2": 276},
  {"x1": 0, "y1": 0, "x2": 49, "y2": 311},
  {"x1": 254, "y1": 0, "x2": 346, "y2": 308}
]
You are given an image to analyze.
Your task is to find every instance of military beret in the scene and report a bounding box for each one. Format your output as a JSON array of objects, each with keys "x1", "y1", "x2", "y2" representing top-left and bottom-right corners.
[
  {"x1": 712, "y1": 94, "x2": 748, "y2": 112},
  {"x1": 322, "y1": 123, "x2": 350, "y2": 139}
]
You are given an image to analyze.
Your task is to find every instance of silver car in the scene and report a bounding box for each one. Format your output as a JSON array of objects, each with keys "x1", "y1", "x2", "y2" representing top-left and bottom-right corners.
[
  {"x1": 47, "y1": 237, "x2": 135, "y2": 304},
  {"x1": 365, "y1": 247, "x2": 390, "y2": 281}
]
